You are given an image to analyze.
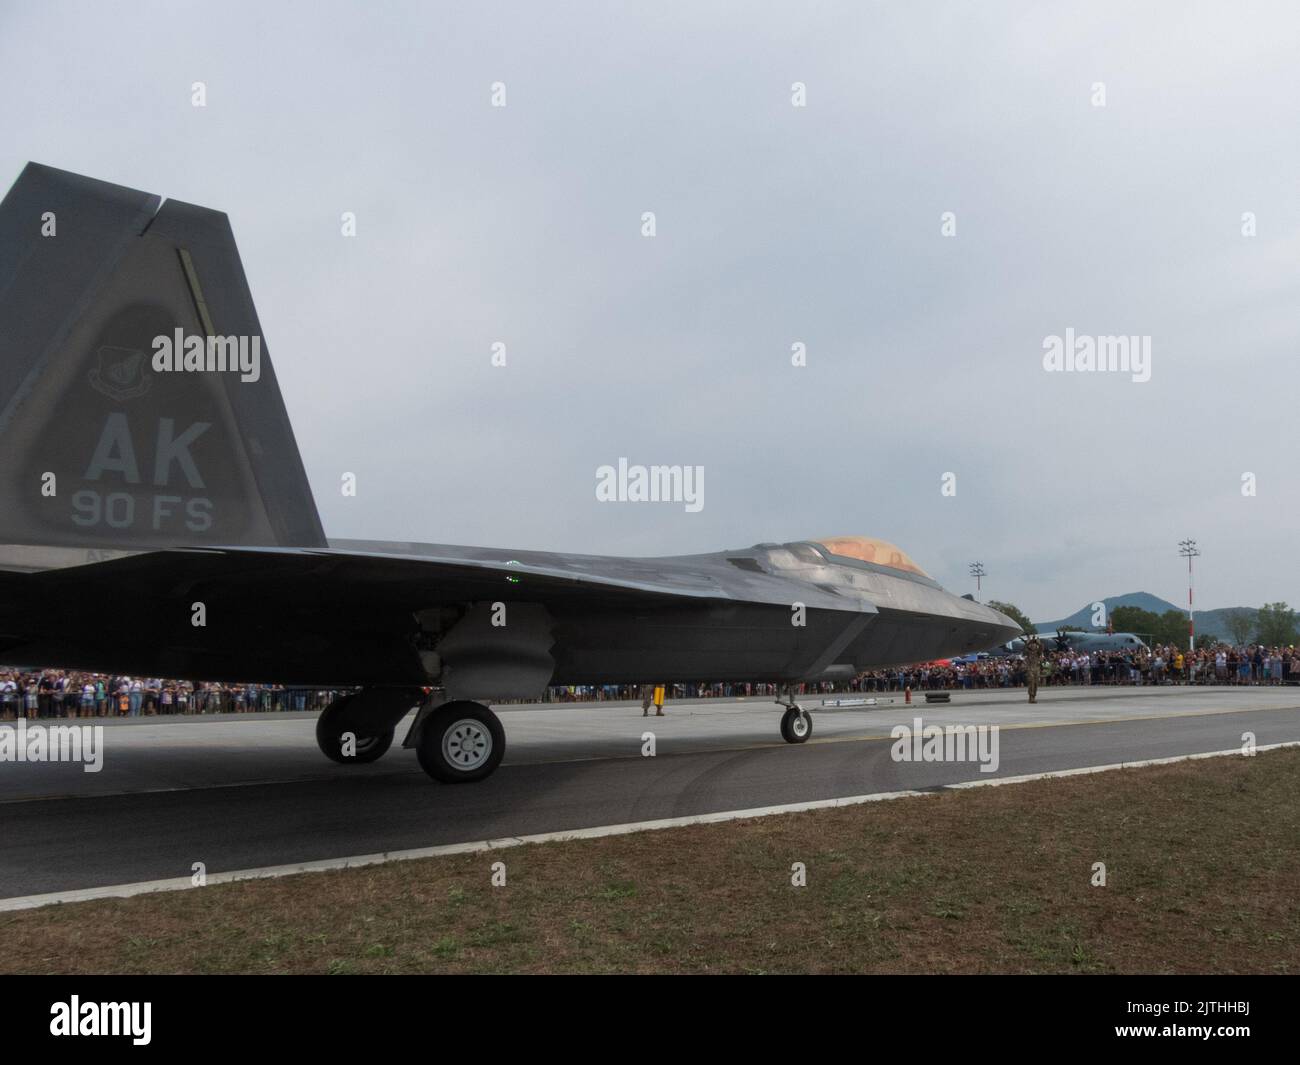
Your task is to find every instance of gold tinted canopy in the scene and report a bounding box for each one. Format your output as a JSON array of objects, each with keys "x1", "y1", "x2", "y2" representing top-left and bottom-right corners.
[{"x1": 814, "y1": 536, "x2": 930, "y2": 577}]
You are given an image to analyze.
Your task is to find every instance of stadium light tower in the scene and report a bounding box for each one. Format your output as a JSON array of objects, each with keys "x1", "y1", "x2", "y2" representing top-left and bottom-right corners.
[
  {"x1": 969, "y1": 561, "x2": 986, "y2": 598},
  {"x1": 1178, "y1": 539, "x2": 1200, "y2": 650}
]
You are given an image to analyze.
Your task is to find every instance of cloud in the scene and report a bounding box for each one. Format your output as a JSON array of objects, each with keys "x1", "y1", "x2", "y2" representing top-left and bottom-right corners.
[{"x1": 2, "y1": 0, "x2": 1297, "y2": 618}]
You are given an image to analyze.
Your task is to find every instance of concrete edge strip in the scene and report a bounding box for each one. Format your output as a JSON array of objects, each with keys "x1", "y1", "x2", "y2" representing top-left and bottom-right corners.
[{"x1": 3, "y1": 742, "x2": 1296, "y2": 913}]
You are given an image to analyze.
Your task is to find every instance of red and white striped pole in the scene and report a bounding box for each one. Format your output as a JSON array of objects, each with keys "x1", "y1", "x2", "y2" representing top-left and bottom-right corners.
[{"x1": 1179, "y1": 539, "x2": 1199, "y2": 651}]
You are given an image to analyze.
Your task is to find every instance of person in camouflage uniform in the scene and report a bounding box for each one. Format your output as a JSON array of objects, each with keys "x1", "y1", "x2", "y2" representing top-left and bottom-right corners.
[
  {"x1": 1023, "y1": 634, "x2": 1043, "y2": 703},
  {"x1": 640, "y1": 684, "x2": 666, "y2": 717}
]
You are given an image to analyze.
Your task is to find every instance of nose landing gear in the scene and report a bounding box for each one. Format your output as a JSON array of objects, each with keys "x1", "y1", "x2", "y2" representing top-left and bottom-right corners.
[{"x1": 776, "y1": 687, "x2": 813, "y2": 744}]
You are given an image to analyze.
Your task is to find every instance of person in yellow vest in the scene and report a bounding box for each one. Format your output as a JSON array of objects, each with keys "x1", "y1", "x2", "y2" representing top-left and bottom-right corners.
[{"x1": 641, "y1": 684, "x2": 666, "y2": 716}]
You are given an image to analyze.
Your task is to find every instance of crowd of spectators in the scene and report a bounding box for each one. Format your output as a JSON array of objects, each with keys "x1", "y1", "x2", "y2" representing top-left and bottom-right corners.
[
  {"x1": 0, "y1": 670, "x2": 344, "y2": 720},
  {"x1": 1, "y1": 641, "x2": 1294, "y2": 719},
  {"x1": 854, "y1": 642, "x2": 1299, "y2": 691},
  {"x1": 543, "y1": 642, "x2": 1300, "y2": 699}
]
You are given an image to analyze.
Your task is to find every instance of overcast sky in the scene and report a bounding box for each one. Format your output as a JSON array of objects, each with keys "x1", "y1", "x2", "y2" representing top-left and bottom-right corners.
[{"x1": 2, "y1": 0, "x2": 1298, "y2": 620}]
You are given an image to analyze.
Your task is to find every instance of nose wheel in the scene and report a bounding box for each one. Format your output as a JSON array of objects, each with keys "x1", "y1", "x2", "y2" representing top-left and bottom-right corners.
[{"x1": 778, "y1": 694, "x2": 813, "y2": 743}]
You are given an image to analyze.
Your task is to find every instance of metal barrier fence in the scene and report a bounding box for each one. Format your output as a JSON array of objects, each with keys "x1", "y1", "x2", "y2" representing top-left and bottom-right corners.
[{"x1": 3, "y1": 666, "x2": 1296, "y2": 720}]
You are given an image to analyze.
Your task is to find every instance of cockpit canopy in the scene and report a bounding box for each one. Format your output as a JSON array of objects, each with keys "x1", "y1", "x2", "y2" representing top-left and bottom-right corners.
[{"x1": 813, "y1": 536, "x2": 930, "y2": 578}]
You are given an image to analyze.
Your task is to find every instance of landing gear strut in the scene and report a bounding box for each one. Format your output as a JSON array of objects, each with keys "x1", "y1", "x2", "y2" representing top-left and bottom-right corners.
[{"x1": 776, "y1": 688, "x2": 813, "y2": 744}]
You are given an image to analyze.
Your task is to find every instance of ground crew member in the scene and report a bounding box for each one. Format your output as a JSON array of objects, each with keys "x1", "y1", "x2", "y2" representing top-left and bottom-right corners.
[
  {"x1": 1024, "y1": 635, "x2": 1043, "y2": 704},
  {"x1": 652, "y1": 683, "x2": 665, "y2": 716}
]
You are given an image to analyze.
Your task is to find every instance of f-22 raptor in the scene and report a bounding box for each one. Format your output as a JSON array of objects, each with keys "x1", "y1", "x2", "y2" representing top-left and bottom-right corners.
[{"x1": 0, "y1": 164, "x2": 1020, "y2": 782}]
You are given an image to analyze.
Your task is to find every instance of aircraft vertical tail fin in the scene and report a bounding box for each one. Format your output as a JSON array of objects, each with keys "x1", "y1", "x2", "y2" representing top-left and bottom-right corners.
[{"x1": 0, "y1": 163, "x2": 326, "y2": 560}]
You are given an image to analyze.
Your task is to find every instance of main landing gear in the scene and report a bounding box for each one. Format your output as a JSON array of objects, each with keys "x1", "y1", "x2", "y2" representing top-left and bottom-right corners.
[
  {"x1": 316, "y1": 688, "x2": 417, "y2": 764},
  {"x1": 776, "y1": 688, "x2": 813, "y2": 744},
  {"x1": 411, "y1": 699, "x2": 505, "y2": 783},
  {"x1": 315, "y1": 687, "x2": 506, "y2": 783}
]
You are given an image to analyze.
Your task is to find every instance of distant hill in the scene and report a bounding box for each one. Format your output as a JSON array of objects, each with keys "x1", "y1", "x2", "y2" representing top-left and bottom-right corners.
[
  {"x1": 1189, "y1": 607, "x2": 1258, "y2": 643},
  {"x1": 1038, "y1": 592, "x2": 1182, "y2": 632},
  {"x1": 1038, "y1": 593, "x2": 1258, "y2": 643}
]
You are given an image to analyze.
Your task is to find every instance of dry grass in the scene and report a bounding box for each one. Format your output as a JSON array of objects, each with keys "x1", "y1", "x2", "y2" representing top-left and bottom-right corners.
[{"x1": 3, "y1": 749, "x2": 1298, "y2": 973}]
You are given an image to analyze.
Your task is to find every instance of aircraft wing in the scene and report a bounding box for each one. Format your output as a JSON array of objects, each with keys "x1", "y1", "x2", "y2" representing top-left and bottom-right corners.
[
  {"x1": 12, "y1": 543, "x2": 858, "y2": 614},
  {"x1": 0, "y1": 543, "x2": 872, "y2": 690}
]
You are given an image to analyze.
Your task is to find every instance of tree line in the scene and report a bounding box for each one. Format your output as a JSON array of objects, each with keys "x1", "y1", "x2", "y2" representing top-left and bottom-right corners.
[{"x1": 986, "y1": 601, "x2": 1297, "y2": 650}]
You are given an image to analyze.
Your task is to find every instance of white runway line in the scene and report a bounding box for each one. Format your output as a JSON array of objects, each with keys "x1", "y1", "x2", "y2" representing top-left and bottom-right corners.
[{"x1": 2, "y1": 742, "x2": 1297, "y2": 913}]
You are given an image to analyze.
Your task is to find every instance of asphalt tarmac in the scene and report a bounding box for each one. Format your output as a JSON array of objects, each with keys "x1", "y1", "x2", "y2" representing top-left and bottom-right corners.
[{"x1": 1, "y1": 686, "x2": 1297, "y2": 900}]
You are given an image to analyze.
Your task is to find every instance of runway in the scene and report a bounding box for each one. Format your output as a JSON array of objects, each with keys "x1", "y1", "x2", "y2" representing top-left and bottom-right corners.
[{"x1": 2, "y1": 686, "x2": 1298, "y2": 901}]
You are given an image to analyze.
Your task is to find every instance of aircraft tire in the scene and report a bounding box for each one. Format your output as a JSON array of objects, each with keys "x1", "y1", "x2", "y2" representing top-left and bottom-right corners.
[
  {"x1": 316, "y1": 694, "x2": 396, "y2": 764},
  {"x1": 780, "y1": 706, "x2": 812, "y2": 744},
  {"x1": 416, "y1": 701, "x2": 506, "y2": 783}
]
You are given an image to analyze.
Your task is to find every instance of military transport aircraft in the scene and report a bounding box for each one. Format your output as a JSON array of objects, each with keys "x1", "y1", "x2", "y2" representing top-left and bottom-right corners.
[
  {"x1": 992, "y1": 631, "x2": 1150, "y2": 656},
  {"x1": 0, "y1": 164, "x2": 1020, "y2": 782}
]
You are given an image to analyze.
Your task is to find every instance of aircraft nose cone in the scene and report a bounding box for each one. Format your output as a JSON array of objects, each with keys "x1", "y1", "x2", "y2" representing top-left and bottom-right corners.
[
  {"x1": 987, "y1": 605, "x2": 1025, "y2": 645},
  {"x1": 952, "y1": 598, "x2": 1024, "y2": 653}
]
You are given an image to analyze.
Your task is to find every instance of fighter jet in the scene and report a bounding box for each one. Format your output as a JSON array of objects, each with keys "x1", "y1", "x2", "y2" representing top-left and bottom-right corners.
[{"x1": 0, "y1": 164, "x2": 1020, "y2": 782}]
